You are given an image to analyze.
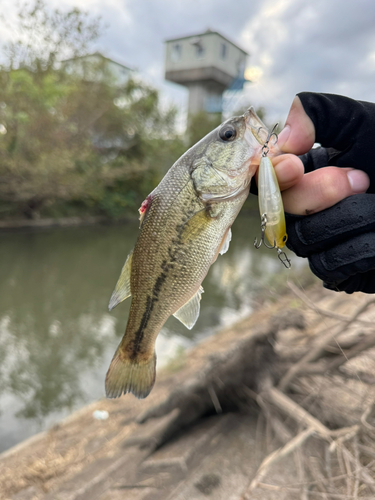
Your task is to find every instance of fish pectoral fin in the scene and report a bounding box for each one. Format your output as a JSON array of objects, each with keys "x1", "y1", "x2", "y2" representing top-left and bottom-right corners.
[
  {"x1": 108, "y1": 250, "x2": 133, "y2": 311},
  {"x1": 173, "y1": 286, "x2": 204, "y2": 330},
  {"x1": 219, "y1": 228, "x2": 232, "y2": 255}
]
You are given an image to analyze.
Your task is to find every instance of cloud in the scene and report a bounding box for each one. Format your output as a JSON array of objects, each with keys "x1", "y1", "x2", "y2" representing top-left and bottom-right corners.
[
  {"x1": 2, "y1": 0, "x2": 375, "y2": 124},
  {"x1": 240, "y1": 0, "x2": 375, "y2": 121}
]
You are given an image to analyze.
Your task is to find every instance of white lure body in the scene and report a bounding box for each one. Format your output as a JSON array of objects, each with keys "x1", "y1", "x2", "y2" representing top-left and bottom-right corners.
[{"x1": 258, "y1": 155, "x2": 287, "y2": 249}]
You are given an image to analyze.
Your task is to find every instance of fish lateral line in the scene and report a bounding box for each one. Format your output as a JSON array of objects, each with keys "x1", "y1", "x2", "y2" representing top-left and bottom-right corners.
[{"x1": 132, "y1": 268, "x2": 169, "y2": 353}]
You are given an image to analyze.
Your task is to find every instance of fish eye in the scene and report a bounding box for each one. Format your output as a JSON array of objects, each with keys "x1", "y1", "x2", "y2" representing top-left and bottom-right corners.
[{"x1": 219, "y1": 125, "x2": 237, "y2": 142}]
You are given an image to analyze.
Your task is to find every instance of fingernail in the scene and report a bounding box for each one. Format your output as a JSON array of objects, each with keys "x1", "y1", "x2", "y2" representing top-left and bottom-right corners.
[
  {"x1": 347, "y1": 170, "x2": 370, "y2": 193},
  {"x1": 277, "y1": 125, "x2": 290, "y2": 148}
]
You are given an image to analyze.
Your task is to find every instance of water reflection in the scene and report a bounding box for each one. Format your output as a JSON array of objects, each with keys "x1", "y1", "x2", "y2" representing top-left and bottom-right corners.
[{"x1": 0, "y1": 212, "x2": 305, "y2": 452}]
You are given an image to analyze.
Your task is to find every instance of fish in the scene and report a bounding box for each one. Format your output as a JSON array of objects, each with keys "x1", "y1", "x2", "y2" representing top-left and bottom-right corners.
[{"x1": 105, "y1": 107, "x2": 269, "y2": 399}]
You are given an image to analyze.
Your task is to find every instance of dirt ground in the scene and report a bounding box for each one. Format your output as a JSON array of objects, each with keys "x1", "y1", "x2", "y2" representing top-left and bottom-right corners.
[{"x1": 2, "y1": 281, "x2": 375, "y2": 500}]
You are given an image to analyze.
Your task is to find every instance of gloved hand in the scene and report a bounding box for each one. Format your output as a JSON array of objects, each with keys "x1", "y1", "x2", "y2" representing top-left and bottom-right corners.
[
  {"x1": 296, "y1": 92, "x2": 375, "y2": 188},
  {"x1": 279, "y1": 93, "x2": 375, "y2": 293},
  {"x1": 286, "y1": 193, "x2": 375, "y2": 293}
]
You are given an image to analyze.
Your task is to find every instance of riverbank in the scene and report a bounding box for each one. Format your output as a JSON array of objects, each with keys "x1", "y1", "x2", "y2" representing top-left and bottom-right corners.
[
  {"x1": 0, "y1": 201, "x2": 260, "y2": 232},
  {"x1": 0, "y1": 215, "x2": 137, "y2": 231},
  {"x1": 2, "y1": 282, "x2": 375, "y2": 500}
]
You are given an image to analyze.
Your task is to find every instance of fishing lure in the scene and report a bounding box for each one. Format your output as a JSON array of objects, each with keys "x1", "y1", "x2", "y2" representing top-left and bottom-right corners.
[{"x1": 254, "y1": 125, "x2": 291, "y2": 268}]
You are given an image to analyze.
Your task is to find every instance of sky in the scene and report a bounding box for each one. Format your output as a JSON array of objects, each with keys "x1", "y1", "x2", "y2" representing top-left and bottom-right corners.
[{"x1": 2, "y1": 0, "x2": 375, "y2": 125}]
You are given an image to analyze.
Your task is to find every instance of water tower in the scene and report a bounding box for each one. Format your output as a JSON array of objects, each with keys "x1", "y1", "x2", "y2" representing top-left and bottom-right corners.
[{"x1": 164, "y1": 30, "x2": 248, "y2": 115}]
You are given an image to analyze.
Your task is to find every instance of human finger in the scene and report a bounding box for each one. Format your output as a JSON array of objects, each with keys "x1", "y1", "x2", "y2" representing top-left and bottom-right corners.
[
  {"x1": 282, "y1": 167, "x2": 369, "y2": 215},
  {"x1": 278, "y1": 93, "x2": 375, "y2": 189},
  {"x1": 277, "y1": 95, "x2": 315, "y2": 155},
  {"x1": 272, "y1": 153, "x2": 304, "y2": 191}
]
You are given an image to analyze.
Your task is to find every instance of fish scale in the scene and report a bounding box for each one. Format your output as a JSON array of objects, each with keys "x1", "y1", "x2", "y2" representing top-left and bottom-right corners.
[{"x1": 105, "y1": 107, "x2": 269, "y2": 399}]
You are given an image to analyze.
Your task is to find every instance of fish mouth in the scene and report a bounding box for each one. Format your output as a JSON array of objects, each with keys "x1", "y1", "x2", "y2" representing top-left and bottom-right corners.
[
  {"x1": 243, "y1": 108, "x2": 266, "y2": 152},
  {"x1": 244, "y1": 107, "x2": 282, "y2": 159},
  {"x1": 244, "y1": 107, "x2": 269, "y2": 146}
]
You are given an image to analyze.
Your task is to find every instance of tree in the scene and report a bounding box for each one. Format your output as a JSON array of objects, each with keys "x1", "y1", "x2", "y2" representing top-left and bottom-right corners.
[
  {"x1": 0, "y1": 1, "x2": 184, "y2": 219},
  {"x1": 3, "y1": 0, "x2": 101, "y2": 72},
  {"x1": 186, "y1": 111, "x2": 222, "y2": 149}
]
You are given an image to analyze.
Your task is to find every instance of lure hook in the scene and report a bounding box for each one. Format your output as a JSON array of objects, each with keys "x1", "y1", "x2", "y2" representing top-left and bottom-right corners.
[
  {"x1": 261, "y1": 123, "x2": 279, "y2": 157},
  {"x1": 254, "y1": 213, "x2": 292, "y2": 268},
  {"x1": 254, "y1": 214, "x2": 276, "y2": 249}
]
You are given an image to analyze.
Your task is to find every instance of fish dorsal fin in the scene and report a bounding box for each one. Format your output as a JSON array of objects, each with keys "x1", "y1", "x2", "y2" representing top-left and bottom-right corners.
[
  {"x1": 219, "y1": 228, "x2": 232, "y2": 255},
  {"x1": 108, "y1": 250, "x2": 133, "y2": 311},
  {"x1": 173, "y1": 286, "x2": 204, "y2": 330}
]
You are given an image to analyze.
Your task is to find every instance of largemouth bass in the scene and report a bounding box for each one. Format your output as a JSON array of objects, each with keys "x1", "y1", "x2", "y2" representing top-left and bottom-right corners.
[{"x1": 106, "y1": 108, "x2": 269, "y2": 399}]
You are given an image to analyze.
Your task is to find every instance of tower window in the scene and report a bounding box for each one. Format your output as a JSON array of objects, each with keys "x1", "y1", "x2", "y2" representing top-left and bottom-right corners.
[
  {"x1": 220, "y1": 43, "x2": 227, "y2": 60},
  {"x1": 171, "y1": 43, "x2": 182, "y2": 62},
  {"x1": 195, "y1": 43, "x2": 205, "y2": 59}
]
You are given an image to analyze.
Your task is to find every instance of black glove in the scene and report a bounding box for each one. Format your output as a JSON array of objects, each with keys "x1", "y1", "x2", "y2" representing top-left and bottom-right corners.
[
  {"x1": 286, "y1": 92, "x2": 375, "y2": 293},
  {"x1": 297, "y1": 92, "x2": 375, "y2": 188}
]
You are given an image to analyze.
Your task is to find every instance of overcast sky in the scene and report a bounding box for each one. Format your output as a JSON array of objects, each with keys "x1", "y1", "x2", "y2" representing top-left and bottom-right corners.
[{"x1": 3, "y1": 0, "x2": 375, "y2": 124}]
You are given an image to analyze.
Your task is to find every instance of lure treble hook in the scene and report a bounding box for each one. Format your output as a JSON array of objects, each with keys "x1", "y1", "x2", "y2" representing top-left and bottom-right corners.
[
  {"x1": 254, "y1": 214, "x2": 276, "y2": 250},
  {"x1": 259, "y1": 124, "x2": 279, "y2": 157},
  {"x1": 254, "y1": 215, "x2": 291, "y2": 269}
]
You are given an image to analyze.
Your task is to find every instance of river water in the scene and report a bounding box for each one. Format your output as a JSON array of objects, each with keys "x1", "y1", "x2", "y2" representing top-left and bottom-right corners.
[{"x1": 0, "y1": 211, "x2": 306, "y2": 453}]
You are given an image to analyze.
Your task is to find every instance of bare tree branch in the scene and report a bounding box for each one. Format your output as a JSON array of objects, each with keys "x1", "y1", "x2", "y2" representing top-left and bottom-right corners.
[{"x1": 278, "y1": 298, "x2": 375, "y2": 391}]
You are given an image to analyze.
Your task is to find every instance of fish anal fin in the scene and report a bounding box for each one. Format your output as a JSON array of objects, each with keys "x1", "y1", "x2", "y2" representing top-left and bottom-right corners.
[
  {"x1": 219, "y1": 227, "x2": 232, "y2": 255},
  {"x1": 173, "y1": 286, "x2": 204, "y2": 330},
  {"x1": 108, "y1": 250, "x2": 133, "y2": 311},
  {"x1": 105, "y1": 348, "x2": 156, "y2": 399}
]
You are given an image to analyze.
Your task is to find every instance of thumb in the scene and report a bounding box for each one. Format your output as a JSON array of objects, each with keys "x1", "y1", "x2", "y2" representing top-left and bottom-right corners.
[
  {"x1": 279, "y1": 92, "x2": 375, "y2": 159},
  {"x1": 277, "y1": 96, "x2": 316, "y2": 155}
]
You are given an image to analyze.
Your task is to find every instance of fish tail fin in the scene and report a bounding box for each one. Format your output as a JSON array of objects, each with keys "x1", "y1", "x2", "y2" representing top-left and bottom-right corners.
[{"x1": 105, "y1": 348, "x2": 156, "y2": 399}]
